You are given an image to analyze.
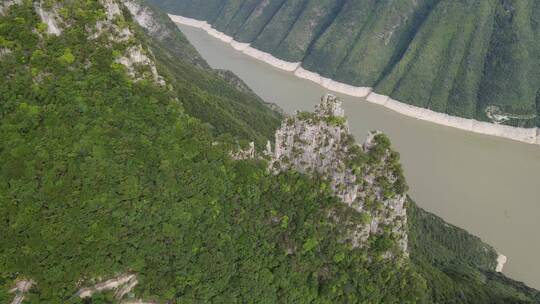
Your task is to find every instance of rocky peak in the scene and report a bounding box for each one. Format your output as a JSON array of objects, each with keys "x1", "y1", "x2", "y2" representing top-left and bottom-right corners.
[
  {"x1": 314, "y1": 94, "x2": 345, "y2": 118},
  {"x1": 267, "y1": 95, "x2": 409, "y2": 256}
]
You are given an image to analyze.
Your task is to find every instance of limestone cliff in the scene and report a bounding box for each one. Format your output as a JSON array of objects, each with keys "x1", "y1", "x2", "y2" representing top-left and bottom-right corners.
[{"x1": 265, "y1": 95, "x2": 408, "y2": 255}]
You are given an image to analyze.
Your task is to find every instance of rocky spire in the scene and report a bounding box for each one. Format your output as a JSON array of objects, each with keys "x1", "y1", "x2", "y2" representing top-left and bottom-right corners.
[
  {"x1": 314, "y1": 94, "x2": 346, "y2": 118},
  {"x1": 268, "y1": 94, "x2": 408, "y2": 255}
]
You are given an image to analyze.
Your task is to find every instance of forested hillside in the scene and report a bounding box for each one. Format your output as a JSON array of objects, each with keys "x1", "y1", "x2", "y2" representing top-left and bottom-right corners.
[
  {"x1": 0, "y1": 1, "x2": 539, "y2": 303},
  {"x1": 150, "y1": 0, "x2": 540, "y2": 128},
  {"x1": 124, "y1": 0, "x2": 283, "y2": 145}
]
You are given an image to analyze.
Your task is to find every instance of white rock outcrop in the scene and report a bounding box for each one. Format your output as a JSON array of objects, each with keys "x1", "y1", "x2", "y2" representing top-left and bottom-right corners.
[
  {"x1": 102, "y1": 0, "x2": 122, "y2": 20},
  {"x1": 496, "y1": 253, "x2": 507, "y2": 272},
  {"x1": 268, "y1": 95, "x2": 408, "y2": 254},
  {"x1": 0, "y1": 0, "x2": 22, "y2": 15},
  {"x1": 34, "y1": 2, "x2": 62, "y2": 35},
  {"x1": 9, "y1": 280, "x2": 34, "y2": 304},
  {"x1": 231, "y1": 142, "x2": 256, "y2": 160},
  {"x1": 90, "y1": 0, "x2": 130, "y2": 40},
  {"x1": 123, "y1": 0, "x2": 166, "y2": 38},
  {"x1": 116, "y1": 45, "x2": 163, "y2": 84},
  {"x1": 77, "y1": 273, "x2": 137, "y2": 299},
  {"x1": 0, "y1": 47, "x2": 12, "y2": 58},
  {"x1": 76, "y1": 273, "x2": 156, "y2": 303},
  {"x1": 84, "y1": 0, "x2": 165, "y2": 85}
]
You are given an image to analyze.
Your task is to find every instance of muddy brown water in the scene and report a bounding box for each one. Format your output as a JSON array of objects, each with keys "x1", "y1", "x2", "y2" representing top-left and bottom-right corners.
[{"x1": 177, "y1": 23, "x2": 540, "y2": 289}]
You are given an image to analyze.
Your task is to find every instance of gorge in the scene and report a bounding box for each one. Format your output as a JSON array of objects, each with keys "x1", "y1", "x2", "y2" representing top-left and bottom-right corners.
[
  {"x1": 1, "y1": 0, "x2": 539, "y2": 302},
  {"x1": 174, "y1": 20, "x2": 540, "y2": 290}
]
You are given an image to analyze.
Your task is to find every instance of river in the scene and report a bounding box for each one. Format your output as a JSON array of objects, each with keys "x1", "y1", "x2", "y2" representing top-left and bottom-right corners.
[{"x1": 176, "y1": 23, "x2": 540, "y2": 289}]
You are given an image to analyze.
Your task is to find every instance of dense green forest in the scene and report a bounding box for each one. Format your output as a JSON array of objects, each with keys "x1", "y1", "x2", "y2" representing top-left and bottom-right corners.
[
  {"x1": 407, "y1": 201, "x2": 540, "y2": 303},
  {"x1": 149, "y1": 0, "x2": 540, "y2": 128},
  {"x1": 2, "y1": 0, "x2": 282, "y2": 146},
  {"x1": 0, "y1": 1, "x2": 539, "y2": 303},
  {"x1": 125, "y1": 0, "x2": 283, "y2": 146}
]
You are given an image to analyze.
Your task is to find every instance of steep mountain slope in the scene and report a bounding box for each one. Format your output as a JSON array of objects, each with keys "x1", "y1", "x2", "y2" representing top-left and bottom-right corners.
[
  {"x1": 266, "y1": 96, "x2": 410, "y2": 254},
  {"x1": 407, "y1": 201, "x2": 540, "y2": 303},
  {"x1": 238, "y1": 95, "x2": 540, "y2": 303},
  {"x1": 0, "y1": 1, "x2": 539, "y2": 303},
  {"x1": 150, "y1": 0, "x2": 540, "y2": 129},
  {"x1": 125, "y1": 0, "x2": 284, "y2": 145}
]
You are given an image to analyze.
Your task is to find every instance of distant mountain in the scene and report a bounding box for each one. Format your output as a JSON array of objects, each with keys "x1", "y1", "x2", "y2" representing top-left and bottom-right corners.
[{"x1": 149, "y1": 0, "x2": 540, "y2": 128}]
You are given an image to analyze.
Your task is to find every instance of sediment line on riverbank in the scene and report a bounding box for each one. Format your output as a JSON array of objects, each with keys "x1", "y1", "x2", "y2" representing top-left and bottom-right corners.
[{"x1": 169, "y1": 14, "x2": 539, "y2": 146}]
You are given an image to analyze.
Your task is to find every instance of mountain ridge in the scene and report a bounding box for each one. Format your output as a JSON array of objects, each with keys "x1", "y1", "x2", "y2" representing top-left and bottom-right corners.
[
  {"x1": 1, "y1": 1, "x2": 539, "y2": 303},
  {"x1": 150, "y1": 0, "x2": 540, "y2": 145}
]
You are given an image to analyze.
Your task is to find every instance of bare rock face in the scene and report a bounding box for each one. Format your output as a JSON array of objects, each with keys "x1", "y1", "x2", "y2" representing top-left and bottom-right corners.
[
  {"x1": 268, "y1": 95, "x2": 408, "y2": 255},
  {"x1": 123, "y1": 0, "x2": 168, "y2": 39},
  {"x1": 0, "y1": 47, "x2": 12, "y2": 58},
  {"x1": 34, "y1": 1, "x2": 62, "y2": 35},
  {"x1": 0, "y1": 0, "x2": 22, "y2": 16},
  {"x1": 75, "y1": 273, "x2": 157, "y2": 303},
  {"x1": 231, "y1": 142, "x2": 256, "y2": 160},
  {"x1": 83, "y1": 0, "x2": 165, "y2": 85},
  {"x1": 9, "y1": 279, "x2": 34, "y2": 304}
]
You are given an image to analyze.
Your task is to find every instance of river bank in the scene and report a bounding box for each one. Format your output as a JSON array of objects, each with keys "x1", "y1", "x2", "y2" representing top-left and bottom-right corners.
[
  {"x1": 169, "y1": 14, "x2": 539, "y2": 146},
  {"x1": 175, "y1": 21, "x2": 540, "y2": 289}
]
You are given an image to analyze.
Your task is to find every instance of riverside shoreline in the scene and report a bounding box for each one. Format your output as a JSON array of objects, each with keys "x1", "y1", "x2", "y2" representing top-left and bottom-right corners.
[{"x1": 169, "y1": 14, "x2": 540, "y2": 146}]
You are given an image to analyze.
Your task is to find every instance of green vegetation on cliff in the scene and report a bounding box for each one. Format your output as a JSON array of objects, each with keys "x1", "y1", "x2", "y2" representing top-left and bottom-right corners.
[
  {"x1": 125, "y1": 0, "x2": 282, "y2": 145},
  {"x1": 408, "y1": 201, "x2": 540, "y2": 303},
  {"x1": 151, "y1": 0, "x2": 540, "y2": 127},
  {"x1": 0, "y1": 1, "x2": 539, "y2": 303}
]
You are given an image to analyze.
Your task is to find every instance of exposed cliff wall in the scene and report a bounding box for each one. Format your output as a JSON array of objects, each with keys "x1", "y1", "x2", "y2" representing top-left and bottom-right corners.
[
  {"x1": 34, "y1": 2, "x2": 62, "y2": 35},
  {"x1": 263, "y1": 95, "x2": 409, "y2": 254}
]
